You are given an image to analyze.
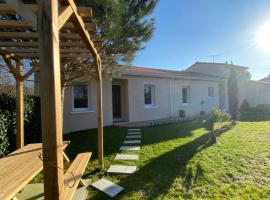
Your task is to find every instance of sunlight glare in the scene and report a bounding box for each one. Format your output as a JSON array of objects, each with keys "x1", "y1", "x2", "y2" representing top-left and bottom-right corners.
[{"x1": 256, "y1": 20, "x2": 270, "y2": 52}]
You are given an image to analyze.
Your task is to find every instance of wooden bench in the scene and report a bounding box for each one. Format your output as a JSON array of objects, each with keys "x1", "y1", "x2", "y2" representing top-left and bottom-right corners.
[
  {"x1": 0, "y1": 142, "x2": 70, "y2": 200},
  {"x1": 63, "y1": 152, "x2": 92, "y2": 200}
]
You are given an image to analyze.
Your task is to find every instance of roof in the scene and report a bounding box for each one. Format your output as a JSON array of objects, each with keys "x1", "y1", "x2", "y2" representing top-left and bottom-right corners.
[
  {"x1": 186, "y1": 62, "x2": 249, "y2": 72},
  {"x1": 259, "y1": 76, "x2": 270, "y2": 83},
  {"x1": 123, "y1": 66, "x2": 224, "y2": 81}
]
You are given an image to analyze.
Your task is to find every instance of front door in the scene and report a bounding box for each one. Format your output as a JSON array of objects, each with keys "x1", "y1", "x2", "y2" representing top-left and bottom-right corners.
[{"x1": 112, "y1": 85, "x2": 122, "y2": 118}]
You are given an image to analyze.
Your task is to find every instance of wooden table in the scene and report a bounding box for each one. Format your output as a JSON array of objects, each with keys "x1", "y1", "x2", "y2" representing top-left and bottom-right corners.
[{"x1": 0, "y1": 142, "x2": 69, "y2": 200}]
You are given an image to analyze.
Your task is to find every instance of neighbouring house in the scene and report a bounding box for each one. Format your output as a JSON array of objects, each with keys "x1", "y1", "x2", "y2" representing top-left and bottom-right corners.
[
  {"x1": 186, "y1": 62, "x2": 270, "y2": 108},
  {"x1": 34, "y1": 62, "x2": 270, "y2": 133}
]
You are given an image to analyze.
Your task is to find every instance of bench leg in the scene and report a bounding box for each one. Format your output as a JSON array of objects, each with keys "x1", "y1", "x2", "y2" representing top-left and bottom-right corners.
[
  {"x1": 78, "y1": 179, "x2": 86, "y2": 187},
  {"x1": 63, "y1": 152, "x2": 70, "y2": 162}
]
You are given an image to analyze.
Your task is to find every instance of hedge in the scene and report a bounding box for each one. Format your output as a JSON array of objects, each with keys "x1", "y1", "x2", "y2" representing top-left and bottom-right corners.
[{"x1": 0, "y1": 94, "x2": 41, "y2": 157}]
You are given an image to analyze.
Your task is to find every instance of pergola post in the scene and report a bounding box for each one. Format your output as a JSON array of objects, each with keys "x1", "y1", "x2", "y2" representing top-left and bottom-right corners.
[
  {"x1": 15, "y1": 61, "x2": 24, "y2": 149},
  {"x1": 96, "y1": 58, "x2": 104, "y2": 167},
  {"x1": 38, "y1": 0, "x2": 64, "y2": 199}
]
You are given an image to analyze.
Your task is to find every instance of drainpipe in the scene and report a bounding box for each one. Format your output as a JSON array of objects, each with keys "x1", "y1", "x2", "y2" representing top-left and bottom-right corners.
[{"x1": 169, "y1": 79, "x2": 173, "y2": 118}]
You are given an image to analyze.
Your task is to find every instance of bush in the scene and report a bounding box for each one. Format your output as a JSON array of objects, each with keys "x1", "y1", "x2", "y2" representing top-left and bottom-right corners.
[
  {"x1": 239, "y1": 99, "x2": 250, "y2": 112},
  {"x1": 0, "y1": 94, "x2": 41, "y2": 156},
  {"x1": 203, "y1": 109, "x2": 231, "y2": 143},
  {"x1": 203, "y1": 109, "x2": 231, "y2": 131},
  {"x1": 255, "y1": 104, "x2": 270, "y2": 112},
  {"x1": 0, "y1": 112, "x2": 9, "y2": 157}
]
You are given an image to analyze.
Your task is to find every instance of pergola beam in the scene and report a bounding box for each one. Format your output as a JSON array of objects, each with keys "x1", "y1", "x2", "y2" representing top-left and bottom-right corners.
[
  {"x1": 0, "y1": 32, "x2": 101, "y2": 41},
  {"x1": 2, "y1": 48, "x2": 103, "y2": 54},
  {"x1": 0, "y1": 20, "x2": 97, "y2": 32},
  {"x1": 0, "y1": 3, "x2": 92, "y2": 17},
  {"x1": 58, "y1": 5, "x2": 73, "y2": 30},
  {"x1": 0, "y1": 41, "x2": 102, "y2": 48},
  {"x1": 6, "y1": 0, "x2": 37, "y2": 30}
]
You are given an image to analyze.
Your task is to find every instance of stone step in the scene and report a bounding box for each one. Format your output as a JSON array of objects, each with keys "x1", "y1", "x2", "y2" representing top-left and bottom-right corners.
[
  {"x1": 128, "y1": 129, "x2": 141, "y2": 131},
  {"x1": 120, "y1": 146, "x2": 140, "y2": 151},
  {"x1": 115, "y1": 154, "x2": 139, "y2": 160},
  {"x1": 107, "y1": 165, "x2": 137, "y2": 174},
  {"x1": 127, "y1": 132, "x2": 141, "y2": 135},
  {"x1": 123, "y1": 140, "x2": 141, "y2": 144},
  {"x1": 91, "y1": 178, "x2": 124, "y2": 198},
  {"x1": 126, "y1": 135, "x2": 141, "y2": 139}
]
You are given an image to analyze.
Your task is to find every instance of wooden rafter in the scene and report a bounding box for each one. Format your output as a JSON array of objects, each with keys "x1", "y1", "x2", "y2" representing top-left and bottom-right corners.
[
  {"x1": 0, "y1": 41, "x2": 102, "y2": 48},
  {"x1": 2, "y1": 48, "x2": 104, "y2": 55},
  {"x1": 6, "y1": 0, "x2": 37, "y2": 29},
  {"x1": 0, "y1": 32, "x2": 101, "y2": 41},
  {"x1": 0, "y1": 3, "x2": 92, "y2": 17},
  {"x1": 0, "y1": 20, "x2": 97, "y2": 31}
]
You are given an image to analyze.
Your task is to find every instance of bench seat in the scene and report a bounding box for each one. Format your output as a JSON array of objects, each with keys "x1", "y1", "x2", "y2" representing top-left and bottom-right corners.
[{"x1": 64, "y1": 152, "x2": 91, "y2": 200}]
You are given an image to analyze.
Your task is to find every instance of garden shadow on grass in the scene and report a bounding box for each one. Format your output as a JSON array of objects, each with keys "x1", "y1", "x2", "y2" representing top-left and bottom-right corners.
[
  {"x1": 89, "y1": 125, "x2": 232, "y2": 199},
  {"x1": 142, "y1": 119, "x2": 204, "y2": 146},
  {"x1": 64, "y1": 126, "x2": 127, "y2": 160}
]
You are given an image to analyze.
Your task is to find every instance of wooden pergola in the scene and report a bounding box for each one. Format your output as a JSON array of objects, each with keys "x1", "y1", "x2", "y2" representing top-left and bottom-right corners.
[{"x1": 0, "y1": 0, "x2": 104, "y2": 199}]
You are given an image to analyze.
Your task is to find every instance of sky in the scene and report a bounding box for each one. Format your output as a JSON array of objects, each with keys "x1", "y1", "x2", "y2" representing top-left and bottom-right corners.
[{"x1": 132, "y1": 0, "x2": 270, "y2": 80}]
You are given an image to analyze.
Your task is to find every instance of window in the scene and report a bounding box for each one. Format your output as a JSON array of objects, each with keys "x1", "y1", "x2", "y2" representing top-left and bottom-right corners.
[
  {"x1": 144, "y1": 85, "x2": 155, "y2": 107},
  {"x1": 182, "y1": 86, "x2": 191, "y2": 105},
  {"x1": 208, "y1": 87, "x2": 214, "y2": 98},
  {"x1": 73, "y1": 84, "x2": 89, "y2": 111}
]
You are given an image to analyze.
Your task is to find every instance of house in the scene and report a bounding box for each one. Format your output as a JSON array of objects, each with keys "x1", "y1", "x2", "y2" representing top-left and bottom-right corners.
[
  {"x1": 34, "y1": 62, "x2": 270, "y2": 133},
  {"x1": 186, "y1": 62, "x2": 270, "y2": 108}
]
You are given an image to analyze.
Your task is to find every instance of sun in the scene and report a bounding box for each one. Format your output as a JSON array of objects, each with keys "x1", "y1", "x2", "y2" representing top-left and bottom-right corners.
[{"x1": 256, "y1": 20, "x2": 270, "y2": 52}]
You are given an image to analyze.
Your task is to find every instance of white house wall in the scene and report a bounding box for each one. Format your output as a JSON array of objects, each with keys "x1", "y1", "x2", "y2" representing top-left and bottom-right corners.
[
  {"x1": 62, "y1": 78, "x2": 113, "y2": 133},
  {"x1": 170, "y1": 79, "x2": 220, "y2": 117}
]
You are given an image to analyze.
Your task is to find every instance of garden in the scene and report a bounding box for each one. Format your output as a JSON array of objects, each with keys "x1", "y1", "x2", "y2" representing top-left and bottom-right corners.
[{"x1": 63, "y1": 120, "x2": 270, "y2": 199}]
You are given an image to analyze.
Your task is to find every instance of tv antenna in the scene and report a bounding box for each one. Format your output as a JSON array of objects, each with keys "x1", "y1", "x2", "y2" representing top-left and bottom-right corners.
[{"x1": 209, "y1": 53, "x2": 221, "y2": 63}]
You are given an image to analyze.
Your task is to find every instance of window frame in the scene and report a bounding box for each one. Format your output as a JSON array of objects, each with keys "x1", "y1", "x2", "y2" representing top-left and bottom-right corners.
[
  {"x1": 182, "y1": 86, "x2": 191, "y2": 106},
  {"x1": 144, "y1": 84, "x2": 156, "y2": 108},
  {"x1": 208, "y1": 87, "x2": 215, "y2": 98},
  {"x1": 72, "y1": 83, "x2": 91, "y2": 112}
]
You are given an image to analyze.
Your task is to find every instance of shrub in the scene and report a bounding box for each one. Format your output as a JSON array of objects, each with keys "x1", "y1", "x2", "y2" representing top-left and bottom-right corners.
[
  {"x1": 203, "y1": 108, "x2": 231, "y2": 143},
  {"x1": 255, "y1": 104, "x2": 270, "y2": 112},
  {"x1": 0, "y1": 112, "x2": 9, "y2": 157},
  {"x1": 239, "y1": 99, "x2": 250, "y2": 112},
  {"x1": 0, "y1": 94, "x2": 41, "y2": 156}
]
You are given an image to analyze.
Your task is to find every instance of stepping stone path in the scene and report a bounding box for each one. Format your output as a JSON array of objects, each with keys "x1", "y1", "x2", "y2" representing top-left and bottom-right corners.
[
  {"x1": 126, "y1": 135, "x2": 141, "y2": 139},
  {"x1": 120, "y1": 146, "x2": 140, "y2": 151},
  {"x1": 91, "y1": 178, "x2": 124, "y2": 198},
  {"x1": 123, "y1": 140, "x2": 141, "y2": 144},
  {"x1": 92, "y1": 128, "x2": 142, "y2": 197},
  {"x1": 107, "y1": 165, "x2": 137, "y2": 174},
  {"x1": 115, "y1": 154, "x2": 139, "y2": 160}
]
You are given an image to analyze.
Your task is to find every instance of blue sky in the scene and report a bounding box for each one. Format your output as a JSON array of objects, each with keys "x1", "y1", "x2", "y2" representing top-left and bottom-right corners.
[{"x1": 132, "y1": 0, "x2": 270, "y2": 80}]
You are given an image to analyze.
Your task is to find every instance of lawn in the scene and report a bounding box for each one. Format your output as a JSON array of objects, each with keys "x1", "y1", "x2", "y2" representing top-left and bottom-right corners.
[{"x1": 64, "y1": 121, "x2": 270, "y2": 200}]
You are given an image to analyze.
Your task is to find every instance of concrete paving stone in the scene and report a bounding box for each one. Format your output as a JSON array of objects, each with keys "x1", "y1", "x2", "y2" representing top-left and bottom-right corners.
[
  {"x1": 91, "y1": 178, "x2": 124, "y2": 198},
  {"x1": 127, "y1": 132, "x2": 141, "y2": 135},
  {"x1": 128, "y1": 129, "x2": 141, "y2": 131},
  {"x1": 123, "y1": 140, "x2": 141, "y2": 144},
  {"x1": 107, "y1": 165, "x2": 137, "y2": 174},
  {"x1": 126, "y1": 135, "x2": 141, "y2": 139},
  {"x1": 120, "y1": 146, "x2": 140, "y2": 151},
  {"x1": 115, "y1": 154, "x2": 139, "y2": 160}
]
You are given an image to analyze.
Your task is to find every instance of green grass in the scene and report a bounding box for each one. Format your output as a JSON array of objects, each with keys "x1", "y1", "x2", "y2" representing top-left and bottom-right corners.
[{"x1": 62, "y1": 121, "x2": 270, "y2": 199}]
